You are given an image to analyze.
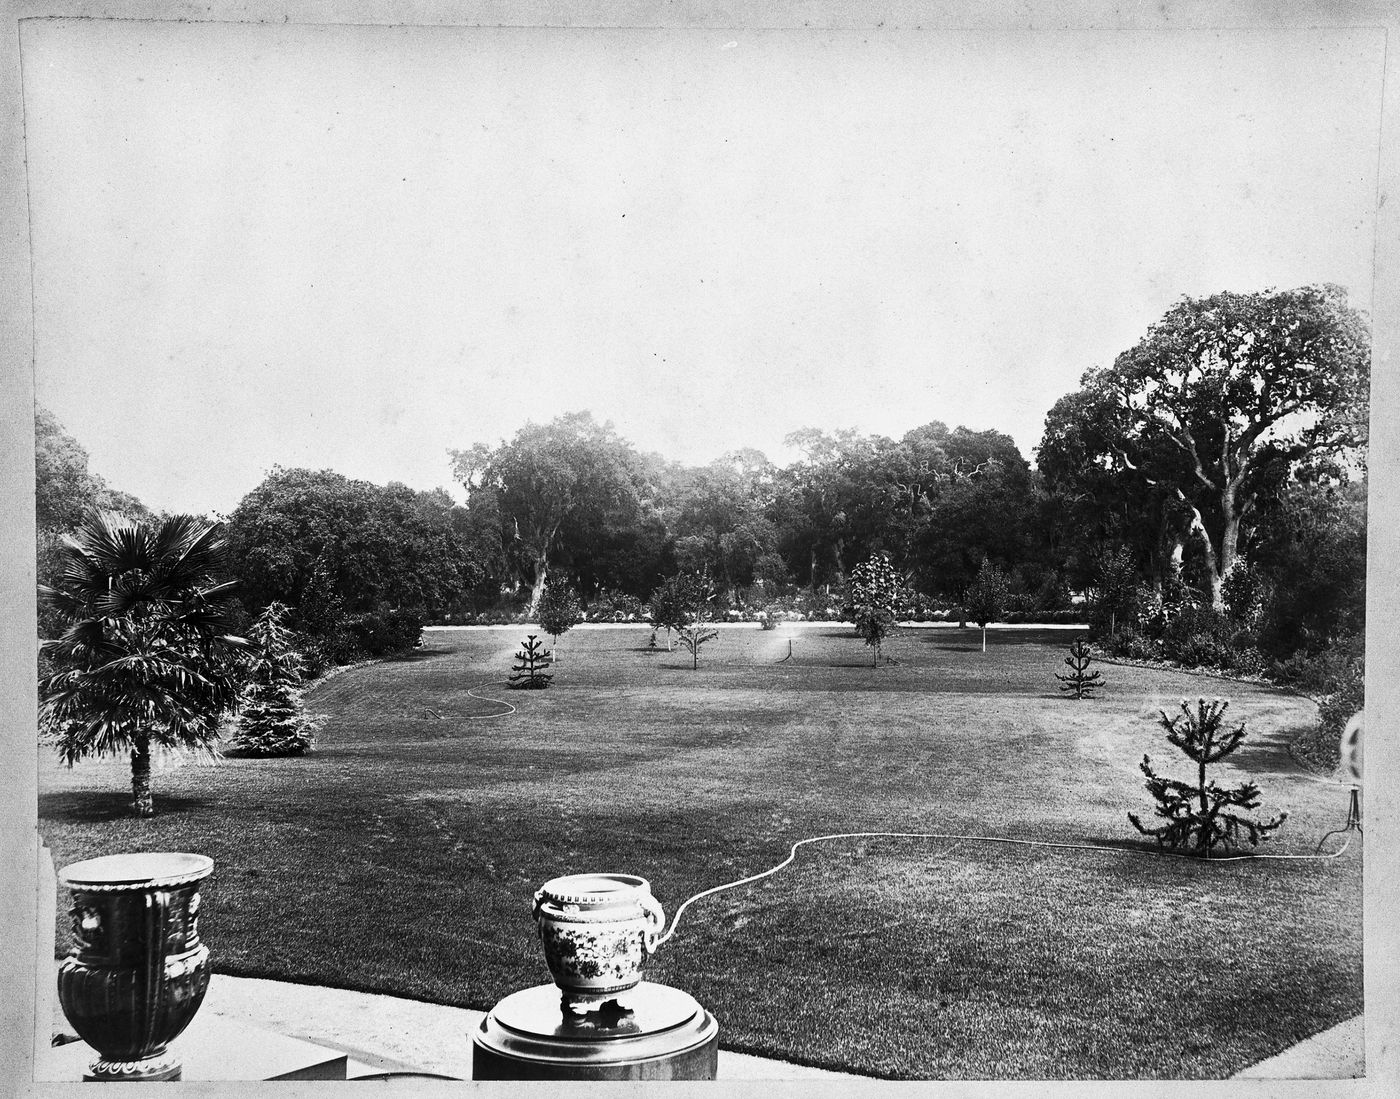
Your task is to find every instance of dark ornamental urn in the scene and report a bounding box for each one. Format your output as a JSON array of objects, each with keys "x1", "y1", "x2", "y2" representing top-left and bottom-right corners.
[{"x1": 56, "y1": 853, "x2": 214, "y2": 1082}]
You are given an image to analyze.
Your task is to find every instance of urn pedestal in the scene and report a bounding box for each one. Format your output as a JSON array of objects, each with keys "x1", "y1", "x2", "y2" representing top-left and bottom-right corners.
[
  {"x1": 56, "y1": 852, "x2": 214, "y2": 1082},
  {"x1": 474, "y1": 871, "x2": 719, "y2": 1080},
  {"x1": 471, "y1": 981, "x2": 719, "y2": 1081}
]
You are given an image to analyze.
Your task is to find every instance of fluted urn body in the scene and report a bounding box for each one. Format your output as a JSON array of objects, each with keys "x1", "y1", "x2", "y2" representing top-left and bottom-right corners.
[
  {"x1": 56, "y1": 852, "x2": 214, "y2": 1081},
  {"x1": 532, "y1": 873, "x2": 665, "y2": 1012}
]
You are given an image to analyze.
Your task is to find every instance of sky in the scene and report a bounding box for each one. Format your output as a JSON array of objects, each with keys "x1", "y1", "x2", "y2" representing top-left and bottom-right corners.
[{"x1": 20, "y1": 21, "x2": 1385, "y2": 516}]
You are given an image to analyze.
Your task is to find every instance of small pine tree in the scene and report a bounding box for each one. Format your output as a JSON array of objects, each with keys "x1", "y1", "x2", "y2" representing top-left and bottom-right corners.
[
  {"x1": 509, "y1": 634, "x2": 554, "y2": 689},
  {"x1": 1129, "y1": 698, "x2": 1288, "y2": 856},
  {"x1": 537, "y1": 580, "x2": 583, "y2": 658},
  {"x1": 847, "y1": 554, "x2": 907, "y2": 667},
  {"x1": 964, "y1": 559, "x2": 1010, "y2": 653},
  {"x1": 229, "y1": 602, "x2": 317, "y2": 756},
  {"x1": 1055, "y1": 639, "x2": 1104, "y2": 699}
]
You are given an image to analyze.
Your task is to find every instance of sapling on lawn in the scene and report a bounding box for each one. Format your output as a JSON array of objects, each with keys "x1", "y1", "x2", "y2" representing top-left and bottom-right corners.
[
  {"x1": 964, "y1": 559, "x2": 1009, "y2": 653},
  {"x1": 536, "y1": 579, "x2": 583, "y2": 660},
  {"x1": 846, "y1": 553, "x2": 906, "y2": 667},
  {"x1": 1129, "y1": 698, "x2": 1288, "y2": 855},
  {"x1": 674, "y1": 569, "x2": 719, "y2": 669},
  {"x1": 509, "y1": 634, "x2": 554, "y2": 689},
  {"x1": 1054, "y1": 639, "x2": 1104, "y2": 699}
]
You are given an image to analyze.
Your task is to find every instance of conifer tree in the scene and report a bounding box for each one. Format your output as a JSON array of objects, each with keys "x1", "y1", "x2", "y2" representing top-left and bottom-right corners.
[
  {"x1": 229, "y1": 601, "x2": 317, "y2": 756},
  {"x1": 1055, "y1": 639, "x2": 1104, "y2": 699},
  {"x1": 1129, "y1": 698, "x2": 1288, "y2": 855},
  {"x1": 509, "y1": 634, "x2": 554, "y2": 689}
]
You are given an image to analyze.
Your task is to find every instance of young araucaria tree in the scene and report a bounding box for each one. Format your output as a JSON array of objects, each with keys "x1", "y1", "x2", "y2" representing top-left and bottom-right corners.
[
  {"x1": 229, "y1": 601, "x2": 317, "y2": 756},
  {"x1": 509, "y1": 634, "x2": 554, "y2": 689},
  {"x1": 1129, "y1": 698, "x2": 1288, "y2": 856},
  {"x1": 847, "y1": 553, "x2": 906, "y2": 667},
  {"x1": 1055, "y1": 639, "x2": 1104, "y2": 699},
  {"x1": 536, "y1": 580, "x2": 583, "y2": 659}
]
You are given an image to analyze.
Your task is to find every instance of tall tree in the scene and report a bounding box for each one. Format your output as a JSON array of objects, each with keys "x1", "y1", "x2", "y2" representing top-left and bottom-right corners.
[
  {"x1": 39, "y1": 513, "x2": 246, "y2": 816},
  {"x1": 1053, "y1": 285, "x2": 1369, "y2": 609},
  {"x1": 451, "y1": 412, "x2": 651, "y2": 615}
]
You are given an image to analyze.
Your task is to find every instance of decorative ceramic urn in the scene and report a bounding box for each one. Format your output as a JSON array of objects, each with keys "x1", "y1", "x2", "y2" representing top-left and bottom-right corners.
[
  {"x1": 56, "y1": 852, "x2": 214, "y2": 1082},
  {"x1": 532, "y1": 873, "x2": 665, "y2": 1012}
]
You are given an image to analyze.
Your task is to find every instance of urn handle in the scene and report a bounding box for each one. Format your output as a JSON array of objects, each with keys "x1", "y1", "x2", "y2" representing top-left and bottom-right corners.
[
  {"x1": 640, "y1": 892, "x2": 665, "y2": 955},
  {"x1": 531, "y1": 888, "x2": 546, "y2": 923}
]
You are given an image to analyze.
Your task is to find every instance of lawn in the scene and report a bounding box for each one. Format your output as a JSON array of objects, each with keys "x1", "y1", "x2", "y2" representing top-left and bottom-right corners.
[{"x1": 38, "y1": 624, "x2": 1363, "y2": 1079}]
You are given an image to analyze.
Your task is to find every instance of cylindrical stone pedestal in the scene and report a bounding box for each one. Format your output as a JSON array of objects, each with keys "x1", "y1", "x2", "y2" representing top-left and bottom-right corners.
[{"x1": 471, "y1": 982, "x2": 718, "y2": 1081}]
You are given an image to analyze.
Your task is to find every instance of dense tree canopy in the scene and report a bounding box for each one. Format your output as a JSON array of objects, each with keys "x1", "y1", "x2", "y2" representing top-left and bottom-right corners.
[
  {"x1": 223, "y1": 467, "x2": 482, "y2": 625},
  {"x1": 1039, "y1": 285, "x2": 1369, "y2": 608},
  {"x1": 451, "y1": 412, "x2": 655, "y2": 614}
]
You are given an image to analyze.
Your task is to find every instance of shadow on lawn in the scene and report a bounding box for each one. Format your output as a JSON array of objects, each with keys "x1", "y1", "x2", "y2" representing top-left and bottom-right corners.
[{"x1": 40, "y1": 790, "x2": 213, "y2": 824}]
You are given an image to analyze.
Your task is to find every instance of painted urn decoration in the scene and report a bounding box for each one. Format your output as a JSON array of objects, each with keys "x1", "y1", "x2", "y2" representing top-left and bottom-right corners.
[
  {"x1": 56, "y1": 852, "x2": 214, "y2": 1081},
  {"x1": 532, "y1": 873, "x2": 666, "y2": 1013}
]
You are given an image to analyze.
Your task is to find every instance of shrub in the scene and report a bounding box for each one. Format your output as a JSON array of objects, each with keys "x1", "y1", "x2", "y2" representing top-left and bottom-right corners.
[{"x1": 349, "y1": 607, "x2": 424, "y2": 657}]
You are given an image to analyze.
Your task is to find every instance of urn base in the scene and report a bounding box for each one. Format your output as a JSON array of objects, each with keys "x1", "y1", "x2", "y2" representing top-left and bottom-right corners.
[
  {"x1": 472, "y1": 981, "x2": 719, "y2": 1081},
  {"x1": 84, "y1": 1051, "x2": 182, "y2": 1081}
]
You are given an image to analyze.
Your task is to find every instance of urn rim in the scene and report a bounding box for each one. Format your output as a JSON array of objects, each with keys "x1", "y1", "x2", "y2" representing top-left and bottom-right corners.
[
  {"x1": 538, "y1": 872, "x2": 651, "y2": 907},
  {"x1": 59, "y1": 852, "x2": 214, "y2": 891}
]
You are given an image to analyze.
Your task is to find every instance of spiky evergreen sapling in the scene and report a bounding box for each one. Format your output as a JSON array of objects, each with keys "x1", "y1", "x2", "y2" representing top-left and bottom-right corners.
[
  {"x1": 1055, "y1": 639, "x2": 1104, "y2": 699},
  {"x1": 1129, "y1": 698, "x2": 1288, "y2": 856},
  {"x1": 509, "y1": 634, "x2": 554, "y2": 689}
]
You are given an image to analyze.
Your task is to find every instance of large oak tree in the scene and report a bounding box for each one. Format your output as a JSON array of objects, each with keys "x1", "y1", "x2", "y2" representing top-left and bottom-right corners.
[{"x1": 1041, "y1": 285, "x2": 1369, "y2": 608}]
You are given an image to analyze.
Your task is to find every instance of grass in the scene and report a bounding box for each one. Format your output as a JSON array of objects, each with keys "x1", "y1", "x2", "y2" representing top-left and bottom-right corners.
[{"x1": 38, "y1": 624, "x2": 1363, "y2": 1079}]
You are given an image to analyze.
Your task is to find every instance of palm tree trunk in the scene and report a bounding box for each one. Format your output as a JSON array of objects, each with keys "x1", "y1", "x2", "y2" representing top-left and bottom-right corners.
[{"x1": 131, "y1": 734, "x2": 154, "y2": 817}]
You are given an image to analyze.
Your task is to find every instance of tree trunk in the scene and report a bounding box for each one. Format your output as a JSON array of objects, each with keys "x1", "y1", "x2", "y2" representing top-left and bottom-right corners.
[
  {"x1": 131, "y1": 735, "x2": 154, "y2": 817},
  {"x1": 1184, "y1": 502, "x2": 1223, "y2": 610},
  {"x1": 1216, "y1": 489, "x2": 1243, "y2": 611},
  {"x1": 982, "y1": 626, "x2": 987, "y2": 653},
  {"x1": 527, "y1": 554, "x2": 549, "y2": 619}
]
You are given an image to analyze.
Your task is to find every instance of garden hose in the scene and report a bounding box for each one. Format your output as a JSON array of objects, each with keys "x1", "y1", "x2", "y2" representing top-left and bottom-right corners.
[
  {"x1": 465, "y1": 681, "x2": 517, "y2": 719},
  {"x1": 656, "y1": 822, "x2": 1357, "y2": 946}
]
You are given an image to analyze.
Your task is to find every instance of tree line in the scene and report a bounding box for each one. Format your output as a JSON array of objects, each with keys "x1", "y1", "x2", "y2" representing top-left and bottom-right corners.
[{"x1": 37, "y1": 282, "x2": 1368, "y2": 690}]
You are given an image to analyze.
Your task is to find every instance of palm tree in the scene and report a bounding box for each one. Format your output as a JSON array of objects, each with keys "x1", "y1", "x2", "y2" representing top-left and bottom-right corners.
[{"x1": 39, "y1": 511, "x2": 246, "y2": 816}]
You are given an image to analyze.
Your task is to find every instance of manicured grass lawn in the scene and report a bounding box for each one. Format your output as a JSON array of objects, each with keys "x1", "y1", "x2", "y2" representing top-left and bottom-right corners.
[{"x1": 38, "y1": 625, "x2": 1362, "y2": 1079}]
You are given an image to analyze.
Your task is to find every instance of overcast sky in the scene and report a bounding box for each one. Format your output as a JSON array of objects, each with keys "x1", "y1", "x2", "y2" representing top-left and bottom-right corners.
[{"x1": 21, "y1": 21, "x2": 1384, "y2": 516}]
